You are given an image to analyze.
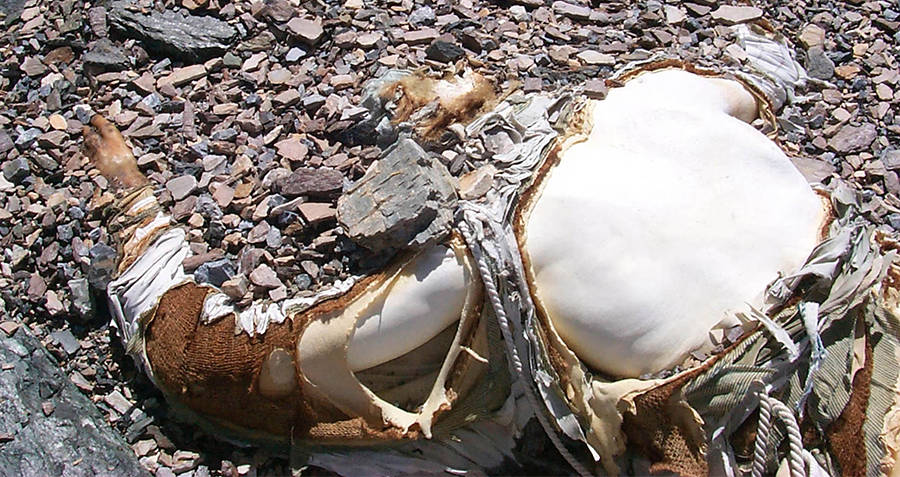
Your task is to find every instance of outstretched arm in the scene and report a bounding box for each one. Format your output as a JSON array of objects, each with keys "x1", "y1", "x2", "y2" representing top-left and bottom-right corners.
[{"x1": 83, "y1": 115, "x2": 149, "y2": 191}]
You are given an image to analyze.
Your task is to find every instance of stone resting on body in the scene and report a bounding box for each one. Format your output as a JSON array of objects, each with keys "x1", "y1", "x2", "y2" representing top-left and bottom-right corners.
[{"x1": 82, "y1": 63, "x2": 900, "y2": 476}]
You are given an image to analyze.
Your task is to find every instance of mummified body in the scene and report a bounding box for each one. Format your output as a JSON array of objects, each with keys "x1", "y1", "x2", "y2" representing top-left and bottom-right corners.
[{"x1": 83, "y1": 66, "x2": 899, "y2": 476}]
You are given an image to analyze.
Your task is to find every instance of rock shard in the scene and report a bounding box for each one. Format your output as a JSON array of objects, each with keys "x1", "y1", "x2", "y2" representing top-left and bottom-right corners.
[
  {"x1": 0, "y1": 326, "x2": 147, "y2": 476},
  {"x1": 338, "y1": 138, "x2": 458, "y2": 251},
  {"x1": 108, "y1": 1, "x2": 237, "y2": 62}
]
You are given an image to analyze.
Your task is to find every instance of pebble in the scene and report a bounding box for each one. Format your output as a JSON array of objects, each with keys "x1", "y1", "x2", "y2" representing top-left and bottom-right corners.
[
  {"x1": 249, "y1": 264, "x2": 283, "y2": 289},
  {"x1": 166, "y1": 175, "x2": 198, "y2": 201},
  {"x1": 278, "y1": 168, "x2": 343, "y2": 198},
  {"x1": 829, "y1": 123, "x2": 877, "y2": 153},
  {"x1": 287, "y1": 18, "x2": 323, "y2": 45},
  {"x1": 710, "y1": 5, "x2": 763, "y2": 25}
]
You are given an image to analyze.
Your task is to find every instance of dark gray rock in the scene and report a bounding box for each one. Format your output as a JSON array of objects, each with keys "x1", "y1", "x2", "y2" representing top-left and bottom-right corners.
[
  {"x1": 68, "y1": 278, "x2": 95, "y2": 321},
  {"x1": 278, "y1": 168, "x2": 344, "y2": 198},
  {"x1": 0, "y1": 326, "x2": 147, "y2": 476},
  {"x1": 14, "y1": 127, "x2": 41, "y2": 148},
  {"x1": 194, "y1": 259, "x2": 235, "y2": 288},
  {"x1": 408, "y1": 6, "x2": 435, "y2": 26},
  {"x1": 0, "y1": 130, "x2": 12, "y2": 154},
  {"x1": 882, "y1": 148, "x2": 900, "y2": 171},
  {"x1": 0, "y1": 0, "x2": 26, "y2": 26},
  {"x1": 48, "y1": 329, "x2": 80, "y2": 356},
  {"x1": 426, "y1": 41, "x2": 466, "y2": 63},
  {"x1": 108, "y1": 1, "x2": 237, "y2": 62},
  {"x1": 2, "y1": 157, "x2": 30, "y2": 183},
  {"x1": 83, "y1": 38, "x2": 129, "y2": 71},
  {"x1": 88, "y1": 243, "x2": 118, "y2": 290},
  {"x1": 337, "y1": 138, "x2": 458, "y2": 251},
  {"x1": 806, "y1": 46, "x2": 835, "y2": 80}
]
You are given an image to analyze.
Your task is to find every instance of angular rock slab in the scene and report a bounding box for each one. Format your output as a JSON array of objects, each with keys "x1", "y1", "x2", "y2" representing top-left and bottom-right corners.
[
  {"x1": 338, "y1": 138, "x2": 457, "y2": 251},
  {"x1": 0, "y1": 326, "x2": 147, "y2": 476},
  {"x1": 108, "y1": 0, "x2": 236, "y2": 62}
]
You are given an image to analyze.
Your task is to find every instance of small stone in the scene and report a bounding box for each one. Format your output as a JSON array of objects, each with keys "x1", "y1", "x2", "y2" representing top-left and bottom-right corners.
[
  {"x1": 876, "y1": 83, "x2": 893, "y2": 101},
  {"x1": 104, "y1": 390, "x2": 132, "y2": 415},
  {"x1": 552, "y1": 1, "x2": 592, "y2": 21},
  {"x1": 220, "y1": 275, "x2": 249, "y2": 300},
  {"x1": 166, "y1": 175, "x2": 197, "y2": 201},
  {"x1": 806, "y1": 47, "x2": 835, "y2": 80},
  {"x1": 45, "y1": 291, "x2": 65, "y2": 315},
  {"x1": 799, "y1": 24, "x2": 826, "y2": 49},
  {"x1": 194, "y1": 259, "x2": 235, "y2": 287},
  {"x1": 132, "y1": 439, "x2": 158, "y2": 457},
  {"x1": 664, "y1": 5, "x2": 686, "y2": 24},
  {"x1": 27, "y1": 273, "x2": 47, "y2": 300},
  {"x1": 409, "y1": 5, "x2": 436, "y2": 26},
  {"x1": 523, "y1": 77, "x2": 542, "y2": 93},
  {"x1": 212, "y1": 184, "x2": 234, "y2": 207},
  {"x1": 287, "y1": 18, "x2": 323, "y2": 45},
  {"x1": 171, "y1": 450, "x2": 201, "y2": 473},
  {"x1": 285, "y1": 47, "x2": 305, "y2": 62},
  {"x1": 157, "y1": 64, "x2": 207, "y2": 87},
  {"x1": 69, "y1": 278, "x2": 95, "y2": 319},
  {"x1": 710, "y1": 5, "x2": 763, "y2": 25},
  {"x1": 425, "y1": 41, "x2": 465, "y2": 63},
  {"x1": 829, "y1": 123, "x2": 877, "y2": 153},
  {"x1": 273, "y1": 89, "x2": 301, "y2": 107},
  {"x1": 0, "y1": 322, "x2": 20, "y2": 337},
  {"x1": 0, "y1": 130, "x2": 13, "y2": 154},
  {"x1": 84, "y1": 38, "x2": 130, "y2": 70},
  {"x1": 458, "y1": 165, "x2": 496, "y2": 200},
  {"x1": 576, "y1": 50, "x2": 615, "y2": 66},
  {"x1": 278, "y1": 168, "x2": 343, "y2": 198},
  {"x1": 49, "y1": 329, "x2": 81, "y2": 356},
  {"x1": 330, "y1": 74, "x2": 354, "y2": 89},
  {"x1": 882, "y1": 149, "x2": 900, "y2": 171},
  {"x1": 49, "y1": 114, "x2": 68, "y2": 130},
  {"x1": 403, "y1": 28, "x2": 439, "y2": 45},
  {"x1": 3, "y1": 157, "x2": 30, "y2": 183},
  {"x1": 249, "y1": 264, "x2": 283, "y2": 289},
  {"x1": 42, "y1": 401, "x2": 55, "y2": 416},
  {"x1": 356, "y1": 32, "x2": 380, "y2": 49},
  {"x1": 268, "y1": 68, "x2": 292, "y2": 84},
  {"x1": 834, "y1": 64, "x2": 860, "y2": 80},
  {"x1": 21, "y1": 56, "x2": 46, "y2": 76},
  {"x1": 583, "y1": 79, "x2": 609, "y2": 99},
  {"x1": 302, "y1": 94, "x2": 326, "y2": 111},
  {"x1": 298, "y1": 202, "x2": 337, "y2": 225},
  {"x1": 275, "y1": 137, "x2": 309, "y2": 162}
]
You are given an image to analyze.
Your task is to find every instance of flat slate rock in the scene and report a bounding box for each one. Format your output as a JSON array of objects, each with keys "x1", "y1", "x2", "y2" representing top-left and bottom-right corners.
[
  {"x1": 108, "y1": 1, "x2": 237, "y2": 62},
  {"x1": 337, "y1": 138, "x2": 457, "y2": 251},
  {"x1": 0, "y1": 326, "x2": 147, "y2": 476}
]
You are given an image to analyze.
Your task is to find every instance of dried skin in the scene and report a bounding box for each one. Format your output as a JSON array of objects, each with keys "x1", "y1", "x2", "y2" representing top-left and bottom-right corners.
[
  {"x1": 82, "y1": 115, "x2": 148, "y2": 190},
  {"x1": 380, "y1": 72, "x2": 495, "y2": 141}
]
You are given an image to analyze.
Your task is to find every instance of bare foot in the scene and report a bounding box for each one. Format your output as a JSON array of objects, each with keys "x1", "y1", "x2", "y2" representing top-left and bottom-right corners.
[{"x1": 83, "y1": 115, "x2": 148, "y2": 190}]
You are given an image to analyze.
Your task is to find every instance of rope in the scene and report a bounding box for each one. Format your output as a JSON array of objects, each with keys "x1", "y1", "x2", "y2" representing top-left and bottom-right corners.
[
  {"x1": 458, "y1": 221, "x2": 592, "y2": 477},
  {"x1": 752, "y1": 388, "x2": 807, "y2": 477}
]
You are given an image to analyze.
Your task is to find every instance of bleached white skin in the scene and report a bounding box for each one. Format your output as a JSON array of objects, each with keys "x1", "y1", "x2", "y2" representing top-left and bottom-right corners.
[
  {"x1": 524, "y1": 69, "x2": 825, "y2": 378},
  {"x1": 346, "y1": 244, "x2": 467, "y2": 371}
]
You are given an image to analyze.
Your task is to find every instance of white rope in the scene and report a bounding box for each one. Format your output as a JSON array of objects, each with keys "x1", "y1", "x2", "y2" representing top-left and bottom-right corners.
[
  {"x1": 458, "y1": 221, "x2": 592, "y2": 477},
  {"x1": 752, "y1": 389, "x2": 807, "y2": 477}
]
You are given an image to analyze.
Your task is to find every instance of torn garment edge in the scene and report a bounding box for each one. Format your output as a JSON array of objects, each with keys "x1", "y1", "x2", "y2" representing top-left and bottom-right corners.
[
  {"x1": 686, "y1": 188, "x2": 898, "y2": 476},
  {"x1": 200, "y1": 277, "x2": 357, "y2": 337}
]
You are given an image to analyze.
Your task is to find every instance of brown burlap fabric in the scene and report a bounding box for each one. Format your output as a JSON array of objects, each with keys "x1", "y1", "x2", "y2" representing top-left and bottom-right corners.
[
  {"x1": 622, "y1": 366, "x2": 710, "y2": 476},
  {"x1": 825, "y1": 328, "x2": 873, "y2": 477}
]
